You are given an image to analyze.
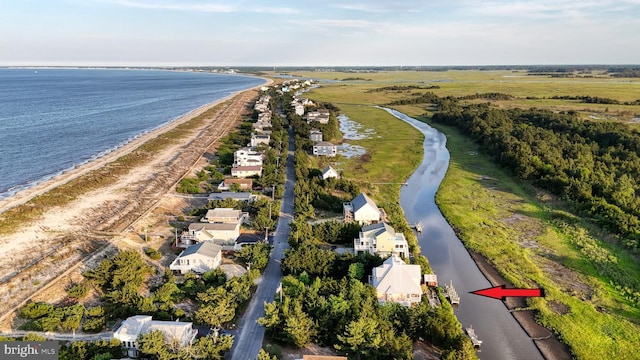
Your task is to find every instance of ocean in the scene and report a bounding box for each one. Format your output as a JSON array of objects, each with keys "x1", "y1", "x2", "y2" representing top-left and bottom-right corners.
[{"x1": 0, "y1": 68, "x2": 265, "y2": 200}]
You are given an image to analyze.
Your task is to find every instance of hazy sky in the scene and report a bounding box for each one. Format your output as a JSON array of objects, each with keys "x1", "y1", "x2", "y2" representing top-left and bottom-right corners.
[{"x1": 1, "y1": 0, "x2": 639, "y2": 66}]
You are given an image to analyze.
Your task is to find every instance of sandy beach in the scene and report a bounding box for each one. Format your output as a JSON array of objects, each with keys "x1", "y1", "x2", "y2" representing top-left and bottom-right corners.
[{"x1": 0, "y1": 79, "x2": 270, "y2": 328}]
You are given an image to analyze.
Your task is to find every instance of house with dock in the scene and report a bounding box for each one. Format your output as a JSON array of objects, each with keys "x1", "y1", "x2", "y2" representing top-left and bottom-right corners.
[
  {"x1": 370, "y1": 254, "x2": 422, "y2": 306},
  {"x1": 354, "y1": 222, "x2": 410, "y2": 259}
]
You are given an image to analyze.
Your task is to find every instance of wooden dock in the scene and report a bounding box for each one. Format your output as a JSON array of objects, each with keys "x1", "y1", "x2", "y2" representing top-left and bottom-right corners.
[
  {"x1": 444, "y1": 281, "x2": 460, "y2": 305},
  {"x1": 465, "y1": 326, "x2": 483, "y2": 348}
]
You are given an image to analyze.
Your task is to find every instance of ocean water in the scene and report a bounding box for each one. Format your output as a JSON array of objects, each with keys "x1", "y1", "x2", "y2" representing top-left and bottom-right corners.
[{"x1": 0, "y1": 68, "x2": 265, "y2": 200}]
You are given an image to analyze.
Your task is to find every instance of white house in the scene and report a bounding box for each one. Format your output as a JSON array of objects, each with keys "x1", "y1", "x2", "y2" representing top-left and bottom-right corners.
[
  {"x1": 231, "y1": 165, "x2": 262, "y2": 178},
  {"x1": 370, "y1": 255, "x2": 422, "y2": 306},
  {"x1": 114, "y1": 315, "x2": 197, "y2": 358},
  {"x1": 343, "y1": 193, "x2": 386, "y2": 225},
  {"x1": 234, "y1": 147, "x2": 263, "y2": 167},
  {"x1": 321, "y1": 165, "x2": 339, "y2": 180},
  {"x1": 354, "y1": 222, "x2": 410, "y2": 259},
  {"x1": 186, "y1": 222, "x2": 240, "y2": 244},
  {"x1": 309, "y1": 129, "x2": 323, "y2": 142},
  {"x1": 306, "y1": 109, "x2": 330, "y2": 124},
  {"x1": 313, "y1": 142, "x2": 337, "y2": 157},
  {"x1": 169, "y1": 242, "x2": 222, "y2": 274},
  {"x1": 203, "y1": 208, "x2": 247, "y2": 224},
  {"x1": 250, "y1": 133, "x2": 271, "y2": 147}
]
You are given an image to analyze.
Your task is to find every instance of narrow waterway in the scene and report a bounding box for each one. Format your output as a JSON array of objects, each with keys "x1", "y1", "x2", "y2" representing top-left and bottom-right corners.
[{"x1": 384, "y1": 108, "x2": 544, "y2": 360}]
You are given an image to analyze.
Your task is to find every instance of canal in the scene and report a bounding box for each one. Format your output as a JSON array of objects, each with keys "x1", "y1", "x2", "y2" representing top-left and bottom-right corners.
[{"x1": 385, "y1": 108, "x2": 545, "y2": 360}]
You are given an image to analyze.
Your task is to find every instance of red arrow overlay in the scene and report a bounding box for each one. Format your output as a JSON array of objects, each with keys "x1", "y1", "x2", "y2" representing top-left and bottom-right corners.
[{"x1": 470, "y1": 285, "x2": 545, "y2": 300}]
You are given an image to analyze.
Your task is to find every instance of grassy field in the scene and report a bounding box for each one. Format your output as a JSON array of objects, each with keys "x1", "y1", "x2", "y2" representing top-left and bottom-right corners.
[
  {"x1": 275, "y1": 70, "x2": 640, "y2": 123},
  {"x1": 303, "y1": 74, "x2": 640, "y2": 359}
]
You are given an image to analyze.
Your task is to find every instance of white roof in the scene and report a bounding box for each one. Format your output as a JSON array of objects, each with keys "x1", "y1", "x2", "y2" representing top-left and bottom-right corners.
[
  {"x1": 205, "y1": 208, "x2": 241, "y2": 220},
  {"x1": 114, "y1": 315, "x2": 195, "y2": 345},
  {"x1": 371, "y1": 255, "x2": 421, "y2": 296}
]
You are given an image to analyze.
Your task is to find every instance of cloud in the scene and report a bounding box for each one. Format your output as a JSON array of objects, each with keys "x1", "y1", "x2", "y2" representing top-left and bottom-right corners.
[
  {"x1": 464, "y1": 0, "x2": 640, "y2": 20},
  {"x1": 98, "y1": 0, "x2": 298, "y2": 14}
]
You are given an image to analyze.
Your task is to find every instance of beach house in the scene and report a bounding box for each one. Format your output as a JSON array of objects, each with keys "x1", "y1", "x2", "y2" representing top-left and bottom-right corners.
[
  {"x1": 114, "y1": 315, "x2": 197, "y2": 358},
  {"x1": 169, "y1": 242, "x2": 222, "y2": 274},
  {"x1": 354, "y1": 222, "x2": 410, "y2": 259},
  {"x1": 370, "y1": 255, "x2": 422, "y2": 306},
  {"x1": 343, "y1": 193, "x2": 386, "y2": 225},
  {"x1": 312, "y1": 142, "x2": 337, "y2": 157}
]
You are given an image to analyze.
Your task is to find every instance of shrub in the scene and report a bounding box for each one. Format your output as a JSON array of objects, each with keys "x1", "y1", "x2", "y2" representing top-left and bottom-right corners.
[
  {"x1": 67, "y1": 283, "x2": 89, "y2": 299},
  {"x1": 20, "y1": 302, "x2": 54, "y2": 319},
  {"x1": 145, "y1": 247, "x2": 162, "y2": 260}
]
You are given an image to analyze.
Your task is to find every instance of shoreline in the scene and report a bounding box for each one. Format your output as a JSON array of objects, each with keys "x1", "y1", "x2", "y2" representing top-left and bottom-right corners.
[{"x1": 0, "y1": 78, "x2": 268, "y2": 215}]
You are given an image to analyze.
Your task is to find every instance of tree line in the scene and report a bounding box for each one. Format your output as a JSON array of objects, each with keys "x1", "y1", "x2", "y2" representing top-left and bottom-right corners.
[{"x1": 431, "y1": 103, "x2": 640, "y2": 252}]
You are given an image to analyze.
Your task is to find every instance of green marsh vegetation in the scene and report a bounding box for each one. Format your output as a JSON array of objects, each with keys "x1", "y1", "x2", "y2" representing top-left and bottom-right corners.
[{"x1": 301, "y1": 70, "x2": 640, "y2": 358}]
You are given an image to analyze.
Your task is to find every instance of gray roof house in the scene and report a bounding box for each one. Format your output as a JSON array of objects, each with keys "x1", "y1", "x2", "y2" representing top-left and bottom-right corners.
[
  {"x1": 169, "y1": 242, "x2": 222, "y2": 274},
  {"x1": 321, "y1": 165, "x2": 339, "y2": 180},
  {"x1": 312, "y1": 142, "x2": 337, "y2": 157},
  {"x1": 343, "y1": 193, "x2": 387, "y2": 225}
]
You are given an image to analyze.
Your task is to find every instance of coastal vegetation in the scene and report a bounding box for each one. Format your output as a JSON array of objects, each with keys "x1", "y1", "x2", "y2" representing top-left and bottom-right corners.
[
  {"x1": 294, "y1": 70, "x2": 640, "y2": 358},
  {"x1": 259, "y1": 90, "x2": 473, "y2": 358}
]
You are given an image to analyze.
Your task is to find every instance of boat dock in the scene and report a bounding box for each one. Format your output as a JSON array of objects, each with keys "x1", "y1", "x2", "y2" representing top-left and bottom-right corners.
[
  {"x1": 444, "y1": 281, "x2": 460, "y2": 305},
  {"x1": 412, "y1": 220, "x2": 423, "y2": 233},
  {"x1": 465, "y1": 326, "x2": 483, "y2": 348}
]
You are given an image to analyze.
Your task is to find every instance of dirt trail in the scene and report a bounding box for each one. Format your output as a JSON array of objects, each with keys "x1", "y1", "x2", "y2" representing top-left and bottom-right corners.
[{"x1": 0, "y1": 84, "x2": 266, "y2": 330}]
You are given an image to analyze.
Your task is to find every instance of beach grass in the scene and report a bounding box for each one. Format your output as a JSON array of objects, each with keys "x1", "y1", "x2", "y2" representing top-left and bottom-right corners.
[{"x1": 0, "y1": 102, "x2": 227, "y2": 236}]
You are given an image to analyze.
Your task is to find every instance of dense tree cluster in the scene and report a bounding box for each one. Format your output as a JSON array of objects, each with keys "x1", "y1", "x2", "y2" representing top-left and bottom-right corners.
[
  {"x1": 365, "y1": 85, "x2": 440, "y2": 93},
  {"x1": 431, "y1": 103, "x2": 640, "y2": 251}
]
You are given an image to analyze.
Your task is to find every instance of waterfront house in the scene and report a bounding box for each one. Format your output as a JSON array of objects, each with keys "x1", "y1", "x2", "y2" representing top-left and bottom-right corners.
[
  {"x1": 169, "y1": 242, "x2": 222, "y2": 274},
  {"x1": 370, "y1": 254, "x2": 422, "y2": 306},
  {"x1": 217, "y1": 178, "x2": 253, "y2": 191},
  {"x1": 231, "y1": 165, "x2": 262, "y2": 178},
  {"x1": 306, "y1": 109, "x2": 330, "y2": 124},
  {"x1": 309, "y1": 129, "x2": 323, "y2": 142},
  {"x1": 321, "y1": 165, "x2": 339, "y2": 180},
  {"x1": 354, "y1": 222, "x2": 410, "y2": 258},
  {"x1": 114, "y1": 315, "x2": 197, "y2": 358},
  {"x1": 312, "y1": 142, "x2": 337, "y2": 157},
  {"x1": 343, "y1": 193, "x2": 386, "y2": 225}
]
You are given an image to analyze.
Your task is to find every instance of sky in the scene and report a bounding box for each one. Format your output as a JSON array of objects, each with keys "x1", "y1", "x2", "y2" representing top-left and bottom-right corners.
[{"x1": 1, "y1": 0, "x2": 639, "y2": 66}]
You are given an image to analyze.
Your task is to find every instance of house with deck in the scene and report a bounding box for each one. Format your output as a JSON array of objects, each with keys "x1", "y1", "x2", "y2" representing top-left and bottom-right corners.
[
  {"x1": 231, "y1": 165, "x2": 262, "y2": 178},
  {"x1": 312, "y1": 142, "x2": 337, "y2": 157},
  {"x1": 234, "y1": 147, "x2": 263, "y2": 167},
  {"x1": 185, "y1": 222, "x2": 240, "y2": 245},
  {"x1": 354, "y1": 222, "x2": 410, "y2": 258},
  {"x1": 203, "y1": 207, "x2": 247, "y2": 224},
  {"x1": 343, "y1": 193, "x2": 387, "y2": 225},
  {"x1": 169, "y1": 242, "x2": 222, "y2": 274},
  {"x1": 114, "y1": 315, "x2": 197, "y2": 358},
  {"x1": 370, "y1": 254, "x2": 422, "y2": 306}
]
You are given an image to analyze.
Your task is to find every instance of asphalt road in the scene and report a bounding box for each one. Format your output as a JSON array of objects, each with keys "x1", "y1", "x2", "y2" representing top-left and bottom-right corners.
[{"x1": 228, "y1": 127, "x2": 295, "y2": 360}]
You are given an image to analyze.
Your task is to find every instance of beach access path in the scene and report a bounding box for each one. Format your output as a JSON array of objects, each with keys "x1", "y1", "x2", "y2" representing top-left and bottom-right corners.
[{"x1": 0, "y1": 79, "x2": 270, "y2": 330}]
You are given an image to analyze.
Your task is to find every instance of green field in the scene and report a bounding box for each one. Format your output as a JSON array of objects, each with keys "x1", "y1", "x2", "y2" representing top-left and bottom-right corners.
[{"x1": 302, "y1": 71, "x2": 640, "y2": 359}]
